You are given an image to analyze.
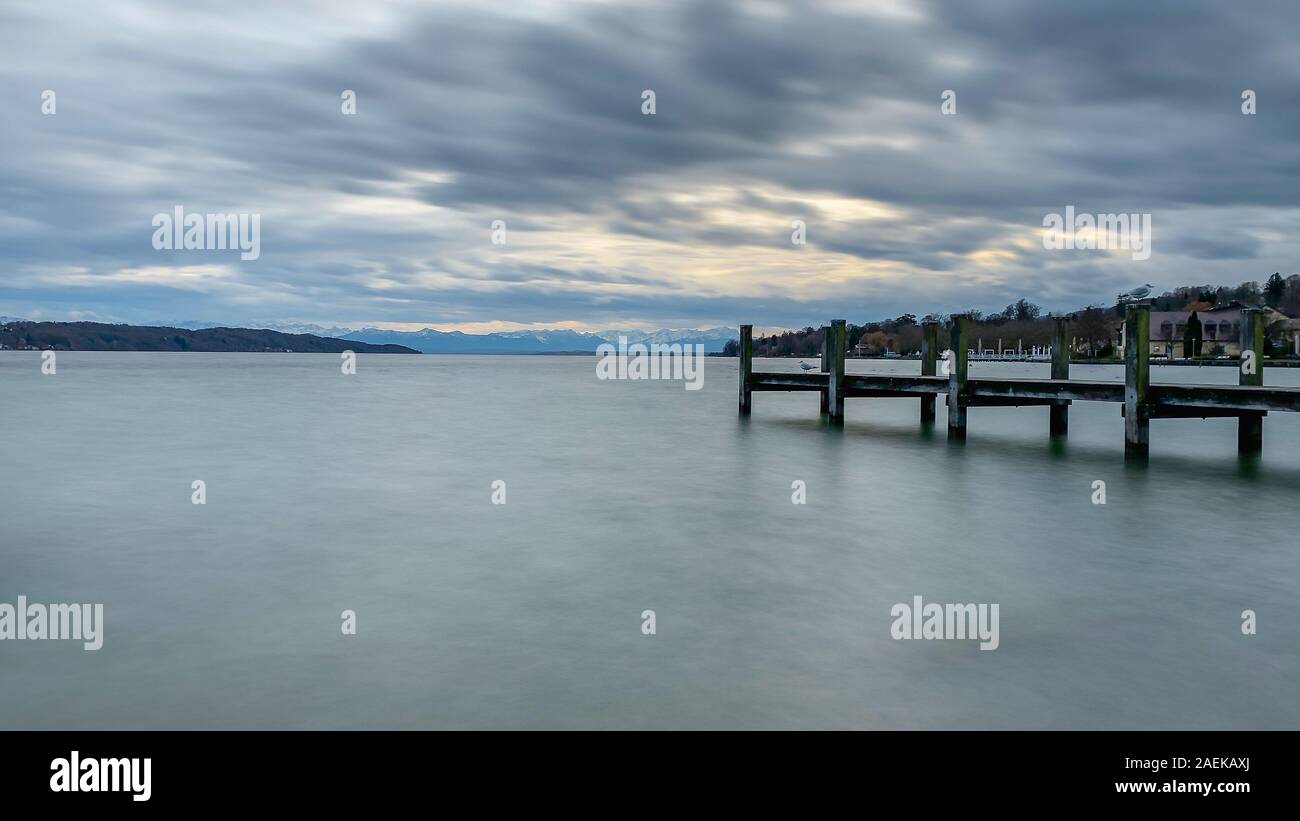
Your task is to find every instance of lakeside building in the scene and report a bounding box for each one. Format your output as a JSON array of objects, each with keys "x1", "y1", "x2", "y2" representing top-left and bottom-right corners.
[{"x1": 1146, "y1": 303, "x2": 1296, "y2": 357}]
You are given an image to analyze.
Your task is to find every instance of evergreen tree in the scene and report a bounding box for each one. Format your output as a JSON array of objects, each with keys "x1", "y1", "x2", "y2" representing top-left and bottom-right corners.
[
  {"x1": 1183, "y1": 310, "x2": 1203, "y2": 358},
  {"x1": 1265, "y1": 272, "x2": 1286, "y2": 307}
]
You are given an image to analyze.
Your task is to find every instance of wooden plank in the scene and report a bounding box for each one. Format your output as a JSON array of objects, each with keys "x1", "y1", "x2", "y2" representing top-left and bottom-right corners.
[
  {"x1": 969, "y1": 378, "x2": 1123, "y2": 403},
  {"x1": 969, "y1": 396, "x2": 1061, "y2": 407},
  {"x1": 921, "y1": 321, "x2": 938, "y2": 424},
  {"x1": 751, "y1": 372, "x2": 827, "y2": 390},
  {"x1": 1146, "y1": 406, "x2": 1267, "y2": 420},
  {"x1": 845, "y1": 389, "x2": 943, "y2": 398},
  {"x1": 1148, "y1": 383, "x2": 1300, "y2": 412},
  {"x1": 1124, "y1": 304, "x2": 1151, "y2": 460},
  {"x1": 758, "y1": 368, "x2": 1300, "y2": 408},
  {"x1": 844, "y1": 374, "x2": 947, "y2": 393}
]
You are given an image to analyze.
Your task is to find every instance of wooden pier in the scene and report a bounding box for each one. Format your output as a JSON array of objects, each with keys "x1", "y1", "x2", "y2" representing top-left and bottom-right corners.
[{"x1": 738, "y1": 305, "x2": 1300, "y2": 460}]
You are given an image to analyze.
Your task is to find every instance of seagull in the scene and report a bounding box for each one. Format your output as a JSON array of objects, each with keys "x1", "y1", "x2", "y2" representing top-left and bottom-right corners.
[
  {"x1": 1118, "y1": 283, "x2": 1155, "y2": 303},
  {"x1": 798, "y1": 360, "x2": 816, "y2": 371}
]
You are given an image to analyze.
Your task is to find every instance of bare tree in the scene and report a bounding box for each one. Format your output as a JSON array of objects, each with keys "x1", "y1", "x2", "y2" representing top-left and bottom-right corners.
[{"x1": 1072, "y1": 307, "x2": 1113, "y2": 357}]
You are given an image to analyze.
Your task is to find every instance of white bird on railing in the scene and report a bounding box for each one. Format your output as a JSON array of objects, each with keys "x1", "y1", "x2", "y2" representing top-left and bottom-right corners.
[
  {"x1": 798, "y1": 360, "x2": 816, "y2": 371},
  {"x1": 1118, "y1": 283, "x2": 1155, "y2": 303}
]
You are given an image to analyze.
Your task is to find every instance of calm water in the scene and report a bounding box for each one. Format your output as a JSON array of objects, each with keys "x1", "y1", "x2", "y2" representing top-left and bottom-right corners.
[{"x1": 1, "y1": 352, "x2": 1298, "y2": 729}]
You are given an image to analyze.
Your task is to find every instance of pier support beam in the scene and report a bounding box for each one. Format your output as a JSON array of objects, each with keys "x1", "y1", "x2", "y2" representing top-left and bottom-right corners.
[
  {"x1": 738, "y1": 324, "x2": 752, "y2": 415},
  {"x1": 1124, "y1": 304, "x2": 1150, "y2": 460},
  {"x1": 948, "y1": 314, "x2": 971, "y2": 440},
  {"x1": 1239, "y1": 307, "x2": 1264, "y2": 453},
  {"x1": 819, "y1": 325, "x2": 830, "y2": 415},
  {"x1": 1050, "y1": 317, "x2": 1070, "y2": 436},
  {"x1": 920, "y1": 321, "x2": 939, "y2": 424},
  {"x1": 827, "y1": 319, "x2": 846, "y2": 422}
]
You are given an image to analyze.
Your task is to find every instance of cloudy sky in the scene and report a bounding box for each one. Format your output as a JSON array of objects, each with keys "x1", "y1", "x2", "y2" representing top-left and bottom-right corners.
[{"x1": 2, "y1": 0, "x2": 1299, "y2": 332}]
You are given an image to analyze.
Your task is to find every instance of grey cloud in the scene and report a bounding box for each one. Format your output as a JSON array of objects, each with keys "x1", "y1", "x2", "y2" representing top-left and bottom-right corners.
[{"x1": 3, "y1": 0, "x2": 1300, "y2": 328}]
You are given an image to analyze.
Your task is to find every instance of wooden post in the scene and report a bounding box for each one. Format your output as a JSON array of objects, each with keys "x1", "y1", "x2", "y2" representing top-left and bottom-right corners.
[
  {"x1": 920, "y1": 320, "x2": 938, "y2": 424},
  {"x1": 827, "y1": 319, "x2": 846, "y2": 422},
  {"x1": 738, "y1": 324, "x2": 752, "y2": 415},
  {"x1": 1050, "y1": 316, "x2": 1070, "y2": 436},
  {"x1": 1124, "y1": 304, "x2": 1150, "y2": 460},
  {"x1": 947, "y1": 314, "x2": 970, "y2": 440},
  {"x1": 819, "y1": 325, "x2": 830, "y2": 415},
  {"x1": 1239, "y1": 307, "x2": 1264, "y2": 453}
]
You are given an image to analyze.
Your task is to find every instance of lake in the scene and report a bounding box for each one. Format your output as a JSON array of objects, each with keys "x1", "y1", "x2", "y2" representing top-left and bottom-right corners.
[{"x1": 1, "y1": 352, "x2": 1297, "y2": 728}]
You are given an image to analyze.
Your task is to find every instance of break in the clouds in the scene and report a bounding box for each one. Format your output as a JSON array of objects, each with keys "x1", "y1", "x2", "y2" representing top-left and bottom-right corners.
[{"x1": 3, "y1": 0, "x2": 1300, "y2": 330}]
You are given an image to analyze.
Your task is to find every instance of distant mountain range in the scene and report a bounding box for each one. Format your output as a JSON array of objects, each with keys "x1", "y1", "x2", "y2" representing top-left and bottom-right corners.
[
  {"x1": 151, "y1": 321, "x2": 740, "y2": 353},
  {"x1": 0, "y1": 317, "x2": 738, "y2": 354}
]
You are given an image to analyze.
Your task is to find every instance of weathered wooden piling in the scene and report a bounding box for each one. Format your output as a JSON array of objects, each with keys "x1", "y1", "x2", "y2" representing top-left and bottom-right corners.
[
  {"x1": 827, "y1": 319, "x2": 846, "y2": 422},
  {"x1": 947, "y1": 314, "x2": 971, "y2": 439},
  {"x1": 920, "y1": 321, "x2": 939, "y2": 424},
  {"x1": 819, "y1": 325, "x2": 830, "y2": 414},
  {"x1": 1050, "y1": 317, "x2": 1070, "y2": 436},
  {"x1": 1123, "y1": 304, "x2": 1150, "y2": 460},
  {"x1": 738, "y1": 324, "x2": 752, "y2": 415},
  {"x1": 1238, "y1": 307, "x2": 1264, "y2": 453}
]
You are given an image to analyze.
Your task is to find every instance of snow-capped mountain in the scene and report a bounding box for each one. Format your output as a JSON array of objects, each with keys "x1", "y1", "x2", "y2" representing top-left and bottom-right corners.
[
  {"x1": 341, "y1": 327, "x2": 608, "y2": 353},
  {"x1": 597, "y1": 327, "x2": 738, "y2": 350},
  {"x1": 342, "y1": 326, "x2": 739, "y2": 353}
]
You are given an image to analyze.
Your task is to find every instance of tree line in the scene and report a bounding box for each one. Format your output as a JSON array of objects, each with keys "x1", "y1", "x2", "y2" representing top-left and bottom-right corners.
[{"x1": 723, "y1": 275, "x2": 1300, "y2": 358}]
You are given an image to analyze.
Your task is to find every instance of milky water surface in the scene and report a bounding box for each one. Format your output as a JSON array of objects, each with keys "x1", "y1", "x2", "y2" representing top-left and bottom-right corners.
[{"x1": 1, "y1": 352, "x2": 1297, "y2": 728}]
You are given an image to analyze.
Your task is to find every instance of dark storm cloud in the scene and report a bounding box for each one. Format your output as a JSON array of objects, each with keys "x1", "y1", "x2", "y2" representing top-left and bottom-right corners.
[{"x1": 2, "y1": 0, "x2": 1300, "y2": 328}]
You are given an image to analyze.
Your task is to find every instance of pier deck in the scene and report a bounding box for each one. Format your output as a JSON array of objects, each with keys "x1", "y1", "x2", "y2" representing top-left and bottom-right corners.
[{"x1": 738, "y1": 306, "x2": 1296, "y2": 459}]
